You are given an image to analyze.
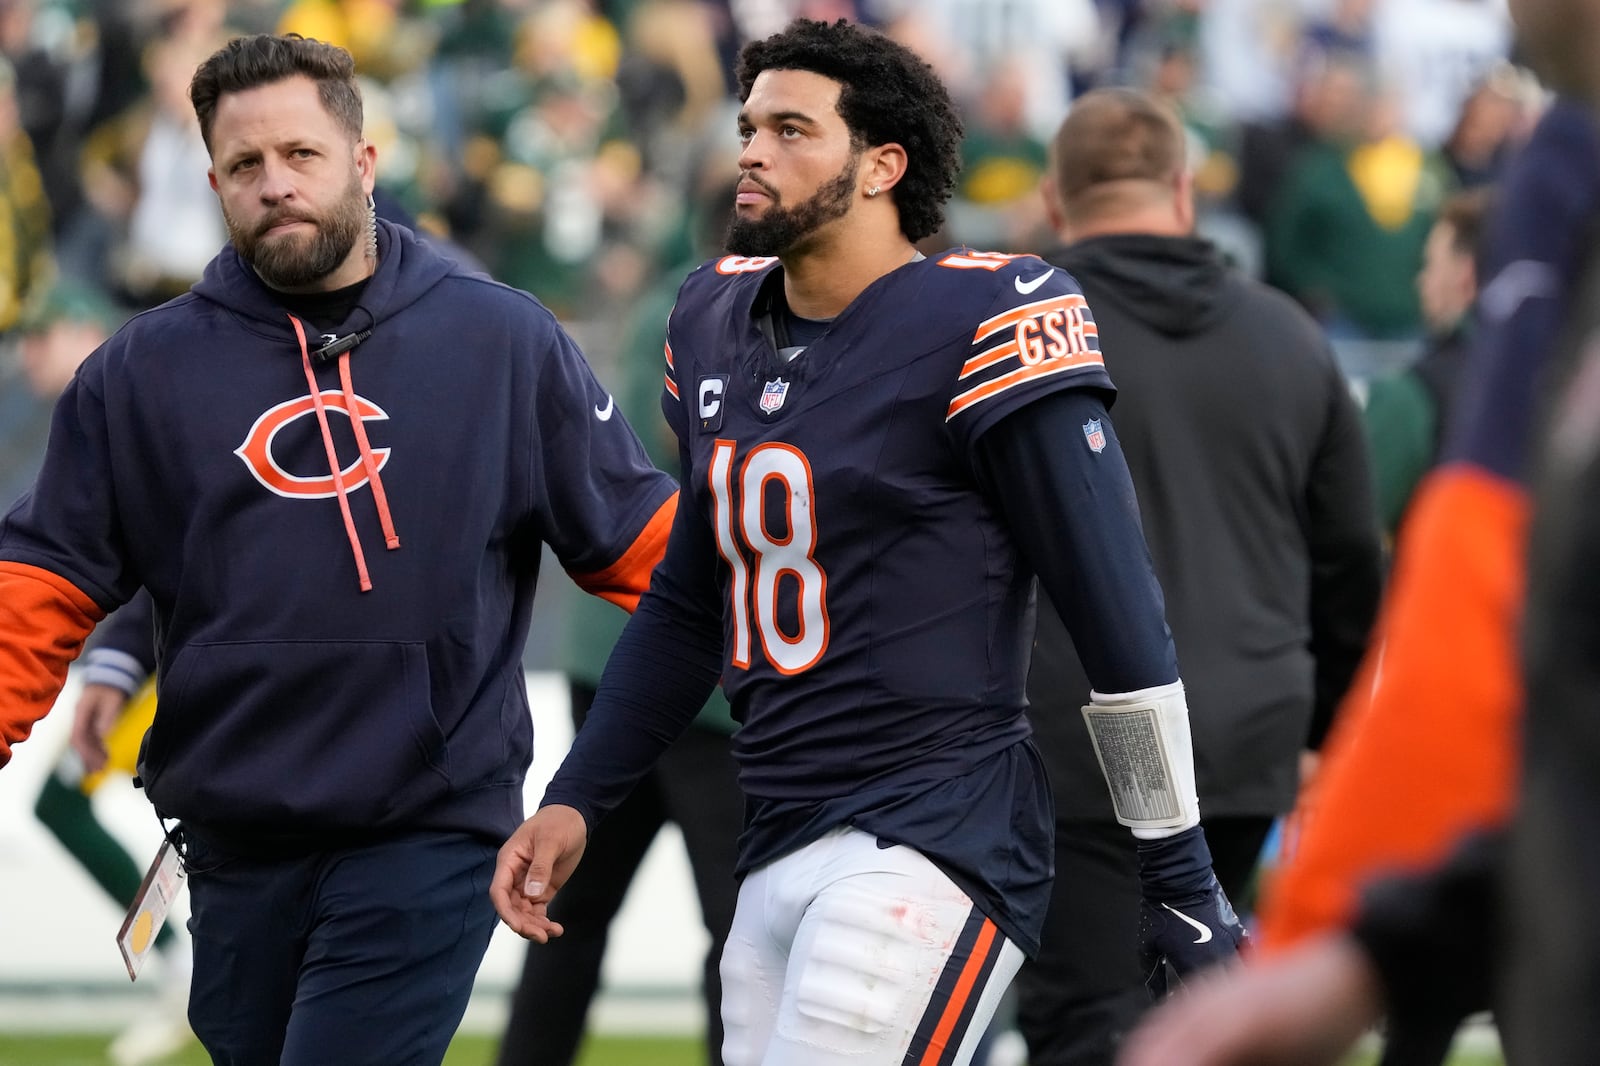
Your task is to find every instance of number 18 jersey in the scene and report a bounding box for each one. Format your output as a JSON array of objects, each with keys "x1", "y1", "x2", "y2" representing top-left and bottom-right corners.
[{"x1": 661, "y1": 250, "x2": 1114, "y2": 952}]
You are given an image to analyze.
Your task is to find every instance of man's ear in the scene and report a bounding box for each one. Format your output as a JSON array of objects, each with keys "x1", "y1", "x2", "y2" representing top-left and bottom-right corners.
[
  {"x1": 208, "y1": 168, "x2": 219, "y2": 193},
  {"x1": 356, "y1": 138, "x2": 378, "y2": 196},
  {"x1": 862, "y1": 142, "x2": 908, "y2": 197}
]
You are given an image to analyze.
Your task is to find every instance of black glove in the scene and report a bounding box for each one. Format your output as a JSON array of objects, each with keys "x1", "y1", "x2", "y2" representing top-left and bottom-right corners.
[{"x1": 1136, "y1": 825, "x2": 1248, "y2": 997}]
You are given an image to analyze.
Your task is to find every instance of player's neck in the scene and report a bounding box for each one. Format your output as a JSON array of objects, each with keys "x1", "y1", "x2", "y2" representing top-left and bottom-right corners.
[{"x1": 779, "y1": 226, "x2": 918, "y2": 319}]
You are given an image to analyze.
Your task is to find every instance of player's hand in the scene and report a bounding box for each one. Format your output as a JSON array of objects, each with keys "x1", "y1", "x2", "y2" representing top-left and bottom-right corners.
[
  {"x1": 1117, "y1": 934, "x2": 1382, "y2": 1066},
  {"x1": 490, "y1": 803, "x2": 588, "y2": 943},
  {"x1": 1136, "y1": 826, "x2": 1249, "y2": 997},
  {"x1": 69, "y1": 683, "x2": 131, "y2": 774}
]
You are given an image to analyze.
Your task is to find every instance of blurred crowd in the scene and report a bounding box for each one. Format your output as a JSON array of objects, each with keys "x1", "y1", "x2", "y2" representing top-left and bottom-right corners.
[{"x1": 0, "y1": 0, "x2": 1541, "y2": 561}]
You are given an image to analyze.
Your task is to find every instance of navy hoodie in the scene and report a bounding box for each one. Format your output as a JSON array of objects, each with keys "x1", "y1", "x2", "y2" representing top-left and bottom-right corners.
[{"x1": 0, "y1": 220, "x2": 676, "y2": 848}]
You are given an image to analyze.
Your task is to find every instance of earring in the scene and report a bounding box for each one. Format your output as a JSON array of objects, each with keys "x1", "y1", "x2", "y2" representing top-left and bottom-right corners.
[{"x1": 867, "y1": 186, "x2": 881, "y2": 198}]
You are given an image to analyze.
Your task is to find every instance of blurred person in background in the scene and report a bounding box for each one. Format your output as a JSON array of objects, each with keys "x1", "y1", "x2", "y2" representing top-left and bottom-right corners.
[
  {"x1": 0, "y1": 0, "x2": 92, "y2": 248},
  {"x1": 34, "y1": 590, "x2": 196, "y2": 1066},
  {"x1": 949, "y1": 64, "x2": 1051, "y2": 250},
  {"x1": 1117, "y1": 68, "x2": 1600, "y2": 1066},
  {"x1": 0, "y1": 280, "x2": 115, "y2": 519},
  {"x1": 1373, "y1": 0, "x2": 1512, "y2": 151},
  {"x1": 1440, "y1": 62, "x2": 1538, "y2": 188},
  {"x1": 494, "y1": 177, "x2": 743, "y2": 1066},
  {"x1": 1264, "y1": 51, "x2": 1455, "y2": 345},
  {"x1": 0, "y1": 52, "x2": 53, "y2": 336},
  {"x1": 883, "y1": 0, "x2": 1102, "y2": 144},
  {"x1": 76, "y1": 28, "x2": 227, "y2": 311},
  {"x1": 1233, "y1": 46, "x2": 1370, "y2": 236},
  {"x1": 1361, "y1": 185, "x2": 1491, "y2": 542},
  {"x1": 1020, "y1": 87, "x2": 1381, "y2": 1066}
]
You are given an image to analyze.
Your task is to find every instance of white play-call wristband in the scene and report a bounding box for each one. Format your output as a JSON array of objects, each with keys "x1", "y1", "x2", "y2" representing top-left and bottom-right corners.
[{"x1": 1081, "y1": 680, "x2": 1201, "y2": 838}]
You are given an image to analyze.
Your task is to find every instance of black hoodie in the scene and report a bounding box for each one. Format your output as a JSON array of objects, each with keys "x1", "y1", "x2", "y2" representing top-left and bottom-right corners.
[{"x1": 1027, "y1": 234, "x2": 1382, "y2": 819}]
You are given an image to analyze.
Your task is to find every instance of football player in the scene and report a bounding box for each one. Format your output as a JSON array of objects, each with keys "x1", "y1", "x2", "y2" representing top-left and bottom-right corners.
[{"x1": 493, "y1": 18, "x2": 1244, "y2": 1066}]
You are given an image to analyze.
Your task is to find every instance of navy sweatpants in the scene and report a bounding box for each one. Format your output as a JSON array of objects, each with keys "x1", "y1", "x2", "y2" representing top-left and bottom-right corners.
[{"x1": 184, "y1": 830, "x2": 499, "y2": 1065}]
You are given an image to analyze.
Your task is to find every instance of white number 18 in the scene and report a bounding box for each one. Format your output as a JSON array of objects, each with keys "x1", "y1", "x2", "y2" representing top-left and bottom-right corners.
[{"x1": 708, "y1": 440, "x2": 831, "y2": 675}]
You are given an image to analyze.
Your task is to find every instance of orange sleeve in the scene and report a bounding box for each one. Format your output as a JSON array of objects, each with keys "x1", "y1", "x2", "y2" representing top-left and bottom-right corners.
[
  {"x1": 1255, "y1": 465, "x2": 1528, "y2": 953},
  {"x1": 0, "y1": 561, "x2": 106, "y2": 766},
  {"x1": 569, "y1": 492, "x2": 678, "y2": 613}
]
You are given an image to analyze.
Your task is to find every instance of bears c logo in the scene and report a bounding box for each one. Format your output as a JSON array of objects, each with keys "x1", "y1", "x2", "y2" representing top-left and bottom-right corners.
[{"x1": 235, "y1": 390, "x2": 392, "y2": 499}]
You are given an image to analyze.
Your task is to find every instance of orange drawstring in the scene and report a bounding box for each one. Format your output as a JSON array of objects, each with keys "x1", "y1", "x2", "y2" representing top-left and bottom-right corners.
[
  {"x1": 337, "y1": 351, "x2": 401, "y2": 550},
  {"x1": 289, "y1": 315, "x2": 386, "y2": 591}
]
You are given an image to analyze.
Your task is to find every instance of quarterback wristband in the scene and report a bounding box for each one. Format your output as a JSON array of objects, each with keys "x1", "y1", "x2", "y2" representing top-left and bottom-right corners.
[{"x1": 1081, "y1": 680, "x2": 1201, "y2": 838}]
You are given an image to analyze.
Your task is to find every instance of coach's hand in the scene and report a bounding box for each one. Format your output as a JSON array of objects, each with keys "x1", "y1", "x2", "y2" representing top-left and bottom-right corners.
[
  {"x1": 1137, "y1": 825, "x2": 1248, "y2": 996},
  {"x1": 491, "y1": 803, "x2": 589, "y2": 942},
  {"x1": 70, "y1": 683, "x2": 130, "y2": 774}
]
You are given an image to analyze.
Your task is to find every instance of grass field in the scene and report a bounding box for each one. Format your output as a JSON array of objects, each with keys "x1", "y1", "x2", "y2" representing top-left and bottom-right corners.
[
  {"x1": 0, "y1": 1033, "x2": 695, "y2": 1066},
  {"x1": 0, "y1": 1032, "x2": 1506, "y2": 1066}
]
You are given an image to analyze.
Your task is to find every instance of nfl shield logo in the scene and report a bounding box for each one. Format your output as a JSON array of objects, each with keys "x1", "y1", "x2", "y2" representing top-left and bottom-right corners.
[
  {"x1": 760, "y1": 378, "x2": 790, "y2": 414},
  {"x1": 1082, "y1": 418, "x2": 1106, "y2": 453}
]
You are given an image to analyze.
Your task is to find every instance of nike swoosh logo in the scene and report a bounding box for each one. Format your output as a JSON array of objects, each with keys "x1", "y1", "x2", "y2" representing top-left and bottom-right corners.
[
  {"x1": 1014, "y1": 268, "x2": 1055, "y2": 295},
  {"x1": 594, "y1": 395, "x2": 615, "y2": 421},
  {"x1": 1162, "y1": 903, "x2": 1214, "y2": 944}
]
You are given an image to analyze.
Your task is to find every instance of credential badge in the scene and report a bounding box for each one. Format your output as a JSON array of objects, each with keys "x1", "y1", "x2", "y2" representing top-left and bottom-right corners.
[
  {"x1": 1083, "y1": 418, "x2": 1106, "y2": 454},
  {"x1": 759, "y1": 378, "x2": 790, "y2": 415}
]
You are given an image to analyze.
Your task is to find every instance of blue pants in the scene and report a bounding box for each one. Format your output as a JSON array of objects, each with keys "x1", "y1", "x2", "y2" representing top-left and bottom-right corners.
[{"x1": 184, "y1": 831, "x2": 499, "y2": 1066}]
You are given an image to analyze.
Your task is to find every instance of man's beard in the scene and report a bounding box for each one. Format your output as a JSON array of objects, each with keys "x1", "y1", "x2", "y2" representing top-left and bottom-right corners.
[
  {"x1": 227, "y1": 172, "x2": 368, "y2": 290},
  {"x1": 726, "y1": 151, "x2": 860, "y2": 257}
]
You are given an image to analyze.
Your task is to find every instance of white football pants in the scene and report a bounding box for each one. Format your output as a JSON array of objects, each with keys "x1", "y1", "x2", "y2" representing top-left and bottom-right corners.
[{"x1": 720, "y1": 825, "x2": 1024, "y2": 1066}]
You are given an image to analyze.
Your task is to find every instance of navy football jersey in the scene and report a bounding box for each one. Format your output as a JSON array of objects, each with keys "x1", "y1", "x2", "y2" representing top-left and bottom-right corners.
[{"x1": 661, "y1": 250, "x2": 1115, "y2": 951}]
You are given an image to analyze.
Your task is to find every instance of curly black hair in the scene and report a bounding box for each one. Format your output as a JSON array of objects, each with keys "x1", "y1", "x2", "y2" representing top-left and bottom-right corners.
[{"x1": 735, "y1": 19, "x2": 963, "y2": 243}]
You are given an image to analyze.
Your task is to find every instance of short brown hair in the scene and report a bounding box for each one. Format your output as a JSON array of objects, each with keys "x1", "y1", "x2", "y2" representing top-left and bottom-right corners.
[
  {"x1": 1050, "y1": 88, "x2": 1186, "y2": 214},
  {"x1": 189, "y1": 34, "x2": 363, "y2": 153}
]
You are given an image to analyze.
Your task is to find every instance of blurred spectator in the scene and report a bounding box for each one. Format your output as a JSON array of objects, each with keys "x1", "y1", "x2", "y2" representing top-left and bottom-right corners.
[
  {"x1": 1234, "y1": 48, "x2": 1367, "y2": 234},
  {"x1": 0, "y1": 52, "x2": 52, "y2": 335},
  {"x1": 1440, "y1": 61, "x2": 1540, "y2": 187},
  {"x1": 1194, "y1": 0, "x2": 1308, "y2": 123},
  {"x1": 613, "y1": 0, "x2": 729, "y2": 177},
  {"x1": 0, "y1": 278, "x2": 119, "y2": 518},
  {"x1": 1264, "y1": 55, "x2": 1454, "y2": 341},
  {"x1": 0, "y1": 0, "x2": 85, "y2": 232},
  {"x1": 77, "y1": 29, "x2": 226, "y2": 311},
  {"x1": 495, "y1": 178, "x2": 743, "y2": 1066},
  {"x1": 34, "y1": 593, "x2": 196, "y2": 1066},
  {"x1": 1021, "y1": 87, "x2": 1381, "y2": 1066},
  {"x1": 949, "y1": 64, "x2": 1050, "y2": 249},
  {"x1": 1372, "y1": 0, "x2": 1512, "y2": 149},
  {"x1": 277, "y1": 0, "x2": 438, "y2": 81},
  {"x1": 885, "y1": 0, "x2": 1101, "y2": 143},
  {"x1": 1362, "y1": 186, "x2": 1492, "y2": 540}
]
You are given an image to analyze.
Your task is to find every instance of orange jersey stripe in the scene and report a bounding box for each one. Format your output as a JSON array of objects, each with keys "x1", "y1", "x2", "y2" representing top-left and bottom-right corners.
[
  {"x1": 946, "y1": 351, "x2": 1106, "y2": 421},
  {"x1": 1255, "y1": 465, "x2": 1528, "y2": 954},
  {"x1": 569, "y1": 492, "x2": 677, "y2": 612},
  {"x1": 958, "y1": 340, "x2": 1020, "y2": 381},
  {"x1": 664, "y1": 373, "x2": 680, "y2": 400},
  {"x1": 664, "y1": 338, "x2": 675, "y2": 372},
  {"x1": 0, "y1": 562, "x2": 106, "y2": 766},
  {"x1": 973, "y1": 293, "x2": 1088, "y2": 345},
  {"x1": 917, "y1": 918, "x2": 999, "y2": 1066}
]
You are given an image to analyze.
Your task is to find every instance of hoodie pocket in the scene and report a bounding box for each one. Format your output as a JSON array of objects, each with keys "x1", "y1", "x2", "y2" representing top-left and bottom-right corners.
[{"x1": 143, "y1": 640, "x2": 449, "y2": 832}]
